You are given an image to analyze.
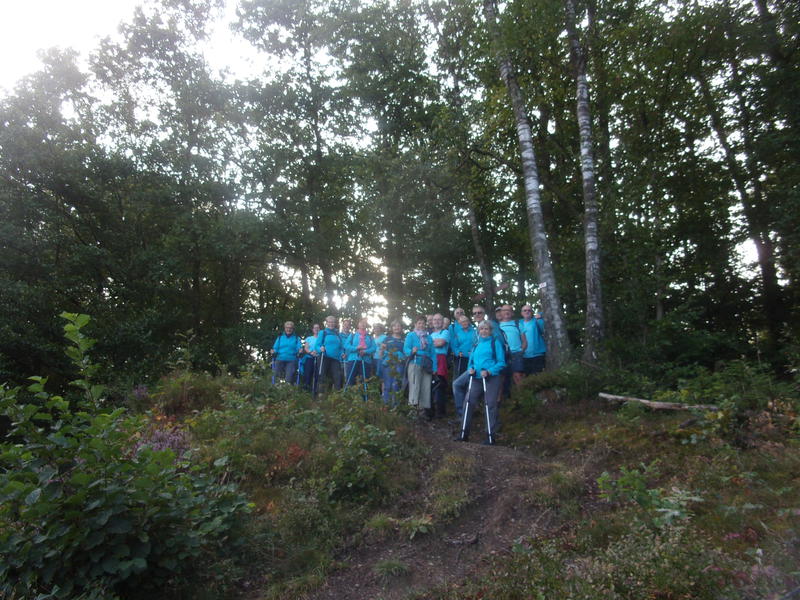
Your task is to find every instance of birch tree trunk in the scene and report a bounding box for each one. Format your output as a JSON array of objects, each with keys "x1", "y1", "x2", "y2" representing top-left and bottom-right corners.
[
  {"x1": 482, "y1": 0, "x2": 571, "y2": 367},
  {"x1": 565, "y1": 0, "x2": 603, "y2": 363}
]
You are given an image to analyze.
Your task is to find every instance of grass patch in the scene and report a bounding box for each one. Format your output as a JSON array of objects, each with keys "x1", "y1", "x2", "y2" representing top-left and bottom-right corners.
[
  {"x1": 373, "y1": 558, "x2": 410, "y2": 581},
  {"x1": 427, "y1": 453, "x2": 476, "y2": 521}
]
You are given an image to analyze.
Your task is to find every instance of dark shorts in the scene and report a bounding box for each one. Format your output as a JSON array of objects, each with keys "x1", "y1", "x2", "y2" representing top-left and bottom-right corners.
[
  {"x1": 510, "y1": 352, "x2": 525, "y2": 373},
  {"x1": 524, "y1": 355, "x2": 546, "y2": 375}
]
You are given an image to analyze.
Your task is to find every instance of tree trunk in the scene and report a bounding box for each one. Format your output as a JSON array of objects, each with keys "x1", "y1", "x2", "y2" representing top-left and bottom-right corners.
[
  {"x1": 482, "y1": 0, "x2": 571, "y2": 367},
  {"x1": 696, "y1": 72, "x2": 786, "y2": 352},
  {"x1": 565, "y1": 0, "x2": 603, "y2": 363},
  {"x1": 468, "y1": 198, "x2": 495, "y2": 312}
]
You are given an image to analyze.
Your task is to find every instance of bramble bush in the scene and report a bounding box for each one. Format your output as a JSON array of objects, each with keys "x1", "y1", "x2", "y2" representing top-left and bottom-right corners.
[{"x1": 0, "y1": 314, "x2": 252, "y2": 599}]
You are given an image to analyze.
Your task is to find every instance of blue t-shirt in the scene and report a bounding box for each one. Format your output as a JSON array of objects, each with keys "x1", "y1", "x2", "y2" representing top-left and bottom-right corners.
[
  {"x1": 520, "y1": 317, "x2": 546, "y2": 357},
  {"x1": 430, "y1": 329, "x2": 450, "y2": 356},
  {"x1": 498, "y1": 320, "x2": 524, "y2": 353}
]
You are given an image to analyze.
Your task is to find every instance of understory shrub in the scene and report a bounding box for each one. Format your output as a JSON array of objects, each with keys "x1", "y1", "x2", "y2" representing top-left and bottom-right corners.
[
  {"x1": 433, "y1": 522, "x2": 740, "y2": 599},
  {"x1": 187, "y1": 381, "x2": 423, "y2": 592},
  {"x1": 0, "y1": 314, "x2": 252, "y2": 599}
]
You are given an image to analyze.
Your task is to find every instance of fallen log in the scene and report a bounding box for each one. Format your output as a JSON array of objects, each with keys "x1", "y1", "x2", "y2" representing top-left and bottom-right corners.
[{"x1": 598, "y1": 392, "x2": 719, "y2": 412}]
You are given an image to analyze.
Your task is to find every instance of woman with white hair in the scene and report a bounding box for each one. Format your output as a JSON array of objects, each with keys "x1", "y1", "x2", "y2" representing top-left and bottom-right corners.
[
  {"x1": 271, "y1": 321, "x2": 303, "y2": 384},
  {"x1": 455, "y1": 320, "x2": 505, "y2": 444},
  {"x1": 404, "y1": 315, "x2": 434, "y2": 418}
]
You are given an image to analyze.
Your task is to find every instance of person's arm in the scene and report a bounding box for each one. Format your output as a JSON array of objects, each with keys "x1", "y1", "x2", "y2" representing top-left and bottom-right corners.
[
  {"x1": 489, "y1": 340, "x2": 506, "y2": 376},
  {"x1": 364, "y1": 335, "x2": 377, "y2": 356},
  {"x1": 404, "y1": 333, "x2": 416, "y2": 356}
]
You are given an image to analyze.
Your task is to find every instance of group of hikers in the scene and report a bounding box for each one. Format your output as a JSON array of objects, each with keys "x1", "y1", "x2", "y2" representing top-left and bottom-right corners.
[{"x1": 269, "y1": 304, "x2": 546, "y2": 445}]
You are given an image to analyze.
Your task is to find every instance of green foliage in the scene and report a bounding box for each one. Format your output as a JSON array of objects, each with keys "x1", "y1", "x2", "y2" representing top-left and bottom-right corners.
[
  {"x1": 154, "y1": 370, "x2": 234, "y2": 416},
  {"x1": 597, "y1": 462, "x2": 703, "y2": 528},
  {"x1": 400, "y1": 514, "x2": 435, "y2": 540},
  {"x1": 427, "y1": 453, "x2": 475, "y2": 521},
  {"x1": 0, "y1": 315, "x2": 251, "y2": 599},
  {"x1": 186, "y1": 379, "x2": 423, "y2": 590},
  {"x1": 432, "y1": 522, "x2": 739, "y2": 600}
]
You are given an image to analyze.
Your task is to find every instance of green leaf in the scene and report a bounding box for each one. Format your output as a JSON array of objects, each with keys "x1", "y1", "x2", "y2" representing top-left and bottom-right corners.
[
  {"x1": 24, "y1": 488, "x2": 42, "y2": 505},
  {"x1": 101, "y1": 555, "x2": 120, "y2": 574},
  {"x1": 107, "y1": 517, "x2": 133, "y2": 534}
]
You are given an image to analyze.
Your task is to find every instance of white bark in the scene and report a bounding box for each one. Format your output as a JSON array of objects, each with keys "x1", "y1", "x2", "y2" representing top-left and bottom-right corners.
[
  {"x1": 599, "y1": 393, "x2": 719, "y2": 412},
  {"x1": 565, "y1": 0, "x2": 603, "y2": 363},
  {"x1": 483, "y1": 0, "x2": 571, "y2": 367}
]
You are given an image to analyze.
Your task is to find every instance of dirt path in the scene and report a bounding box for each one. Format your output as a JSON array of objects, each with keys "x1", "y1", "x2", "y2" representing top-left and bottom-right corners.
[{"x1": 305, "y1": 419, "x2": 555, "y2": 600}]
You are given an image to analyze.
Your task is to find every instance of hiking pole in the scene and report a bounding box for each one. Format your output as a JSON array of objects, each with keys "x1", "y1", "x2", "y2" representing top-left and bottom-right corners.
[
  {"x1": 361, "y1": 359, "x2": 368, "y2": 402},
  {"x1": 483, "y1": 374, "x2": 495, "y2": 445},
  {"x1": 345, "y1": 360, "x2": 358, "y2": 389},
  {"x1": 458, "y1": 375, "x2": 474, "y2": 441},
  {"x1": 271, "y1": 357, "x2": 276, "y2": 385},
  {"x1": 314, "y1": 351, "x2": 325, "y2": 397},
  {"x1": 295, "y1": 357, "x2": 302, "y2": 386}
]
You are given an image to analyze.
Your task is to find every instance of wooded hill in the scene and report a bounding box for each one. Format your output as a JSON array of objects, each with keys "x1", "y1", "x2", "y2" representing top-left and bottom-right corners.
[{"x1": 1, "y1": 0, "x2": 798, "y2": 388}]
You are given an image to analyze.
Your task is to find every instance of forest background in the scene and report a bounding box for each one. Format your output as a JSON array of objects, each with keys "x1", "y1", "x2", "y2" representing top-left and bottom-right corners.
[{"x1": 1, "y1": 0, "x2": 798, "y2": 392}]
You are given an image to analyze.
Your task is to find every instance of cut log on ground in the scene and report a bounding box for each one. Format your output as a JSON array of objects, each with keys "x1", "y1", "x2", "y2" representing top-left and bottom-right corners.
[{"x1": 599, "y1": 392, "x2": 719, "y2": 412}]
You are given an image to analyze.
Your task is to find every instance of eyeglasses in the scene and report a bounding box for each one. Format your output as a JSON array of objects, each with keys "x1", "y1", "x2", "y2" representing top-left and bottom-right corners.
[
  {"x1": 472, "y1": 311, "x2": 484, "y2": 315},
  {"x1": 522, "y1": 309, "x2": 532, "y2": 312}
]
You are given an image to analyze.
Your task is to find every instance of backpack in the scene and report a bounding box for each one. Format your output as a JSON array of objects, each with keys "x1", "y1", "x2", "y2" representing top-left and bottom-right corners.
[{"x1": 497, "y1": 320, "x2": 522, "y2": 360}]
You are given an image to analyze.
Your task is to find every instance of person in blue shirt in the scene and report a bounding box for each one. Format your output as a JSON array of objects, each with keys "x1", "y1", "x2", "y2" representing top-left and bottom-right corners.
[
  {"x1": 451, "y1": 314, "x2": 475, "y2": 379},
  {"x1": 379, "y1": 320, "x2": 406, "y2": 406},
  {"x1": 430, "y1": 313, "x2": 451, "y2": 418},
  {"x1": 271, "y1": 321, "x2": 303, "y2": 384},
  {"x1": 372, "y1": 323, "x2": 387, "y2": 382},
  {"x1": 405, "y1": 315, "x2": 434, "y2": 418},
  {"x1": 455, "y1": 320, "x2": 506, "y2": 444},
  {"x1": 498, "y1": 304, "x2": 528, "y2": 399},
  {"x1": 520, "y1": 304, "x2": 546, "y2": 374},
  {"x1": 344, "y1": 318, "x2": 377, "y2": 387},
  {"x1": 301, "y1": 323, "x2": 320, "y2": 391},
  {"x1": 314, "y1": 315, "x2": 344, "y2": 392},
  {"x1": 452, "y1": 305, "x2": 494, "y2": 418}
]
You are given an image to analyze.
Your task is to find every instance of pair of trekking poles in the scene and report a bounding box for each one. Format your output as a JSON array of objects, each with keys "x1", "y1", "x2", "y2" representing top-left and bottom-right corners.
[{"x1": 457, "y1": 372, "x2": 495, "y2": 445}]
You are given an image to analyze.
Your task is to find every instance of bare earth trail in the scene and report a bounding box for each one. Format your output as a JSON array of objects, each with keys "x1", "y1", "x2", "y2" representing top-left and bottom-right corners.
[{"x1": 306, "y1": 419, "x2": 557, "y2": 600}]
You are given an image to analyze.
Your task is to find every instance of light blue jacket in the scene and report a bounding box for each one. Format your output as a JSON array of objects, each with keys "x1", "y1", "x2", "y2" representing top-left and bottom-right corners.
[
  {"x1": 344, "y1": 331, "x2": 377, "y2": 363},
  {"x1": 272, "y1": 333, "x2": 302, "y2": 361},
  {"x1": 451, "y1": 324, "x2": 476, "y2": 357},
  {"x1": 403, "y1": 330, "x2": 433, "y2": 366},
  {"x1": 467, "y1": 336, "x2": 506, "y2": 378}
]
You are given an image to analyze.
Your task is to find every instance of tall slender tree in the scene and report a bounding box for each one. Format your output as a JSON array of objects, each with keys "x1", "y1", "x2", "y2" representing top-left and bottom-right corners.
[
  {"x1": 482, "y1": 0, "x2": 571, "y2": 367},
  {"x1": 564, "y1": 0, "x2": 603, "y2": 363}
]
